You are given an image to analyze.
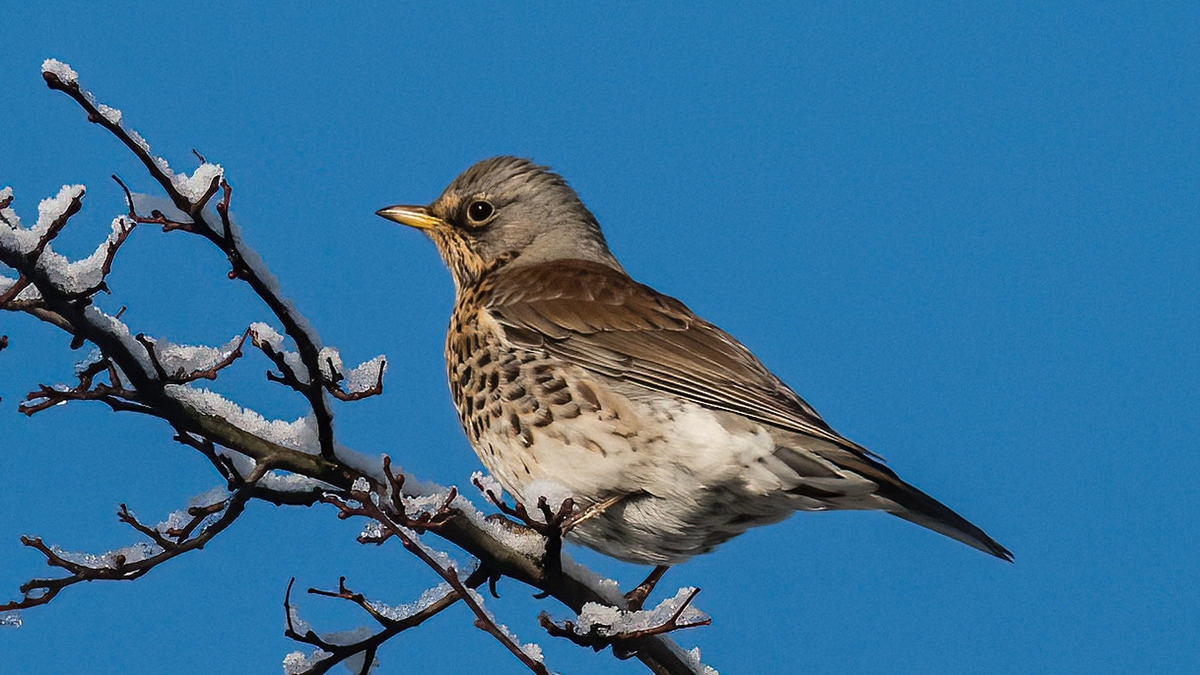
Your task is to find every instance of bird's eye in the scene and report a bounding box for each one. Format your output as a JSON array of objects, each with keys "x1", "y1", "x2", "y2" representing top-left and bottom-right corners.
[{"x1": 466, "y1": 200, "x2": 494, "y2": 224}]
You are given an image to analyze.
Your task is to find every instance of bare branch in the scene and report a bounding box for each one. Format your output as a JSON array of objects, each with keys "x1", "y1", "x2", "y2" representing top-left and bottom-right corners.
[
  {"x1": 17, "y1": 356, "x2": 150, "y2": 417},
  {"x1": 1, "y1": 480, "x2": 254, "y2": 612},
  {"x1": 283, "y1": 575, "x2": 469, "y2": 675}
]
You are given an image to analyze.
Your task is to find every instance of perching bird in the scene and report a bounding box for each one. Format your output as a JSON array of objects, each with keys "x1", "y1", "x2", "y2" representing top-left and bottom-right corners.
[{"x1": 378, "y1": 157, "x2": 1011, "y2": 566}]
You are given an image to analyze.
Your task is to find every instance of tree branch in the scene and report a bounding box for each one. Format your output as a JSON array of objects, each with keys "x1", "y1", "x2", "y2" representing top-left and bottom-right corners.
[
  {"x1": 284, "y1": 574, "x2": 471, "y2": 675},
  {"x1": 1, "y1": 62, "x2": 713, "y2": 675},
  {"x1": 0, "y1": 476, "x2": 255, "y2": 612}
]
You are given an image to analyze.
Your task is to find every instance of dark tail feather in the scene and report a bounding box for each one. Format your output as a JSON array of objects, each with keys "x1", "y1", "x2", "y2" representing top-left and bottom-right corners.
[
  {"x1": 838, "y1": 454, "x2": 1013, "y2": 561},
  {"x1": 885, "y1": 485, "x2": 1013, "y2": 561}
]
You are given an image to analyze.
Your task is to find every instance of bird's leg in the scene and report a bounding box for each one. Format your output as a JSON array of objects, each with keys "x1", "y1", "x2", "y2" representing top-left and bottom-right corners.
[
  {"x1": 560, "y1": 493, "x2": 626, "y2": 534},
  {"x1": 470, "y1": 477, "x2": 580, "y2": 587},
  {"x1": 531, "y1": 492, "x2": 632, "y2": 592},
  {"x1": 533, "y1": 495, "x2": 576, "y2": 587},
  {"x1": 624, "y1": 565, "x2": 670, "y2": 611},
  {"x1": 473, "y1": 479, "x2": 645, "y2": 595}
]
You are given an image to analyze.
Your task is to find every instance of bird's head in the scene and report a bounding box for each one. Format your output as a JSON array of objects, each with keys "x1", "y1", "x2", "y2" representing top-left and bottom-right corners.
[{"x1": 377, "y1": 156, "x2": 621, "y2": 291}]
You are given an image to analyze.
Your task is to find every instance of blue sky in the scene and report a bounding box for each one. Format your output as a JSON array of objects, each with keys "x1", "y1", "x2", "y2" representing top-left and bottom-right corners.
[{"x1": 2, "y1": 2, "x2": 1197, "y2": 673}]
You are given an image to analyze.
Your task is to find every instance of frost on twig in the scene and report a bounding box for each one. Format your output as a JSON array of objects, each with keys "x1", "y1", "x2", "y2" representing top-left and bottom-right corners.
[
  {"x1": 322, "y1": 459, "x2": 550, "y2": 675},
  {"x1": 282, "y1": 577, "x2": 464, "y2": 675},
  {"x1": 319, "y1": 348, "x2": 387, "y2": 402},
  {"x1": 135, "y1": 329, "x2": 251, "y2": 384},
  {"x1": 40, "y1": 59, "x2": 345, "y2": 460},
  {"x1": 0, "y1": 183, "x2": 137, "y2": 306},
  {"x1": 0, "y1": 483, "x2": 248, "y2": 613},
  {"x1": 540, "y1": 587, "x2": 711, "y2": 659}
]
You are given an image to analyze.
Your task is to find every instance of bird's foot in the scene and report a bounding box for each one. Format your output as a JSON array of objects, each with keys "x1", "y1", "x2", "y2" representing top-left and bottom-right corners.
[
  {"x1": 473, "y1": 476, "x2": 573, "y2": 536},
  {"x1": 530, "y1": 495, "x2": 577, "y2": 588},
  {"x1": 471, "y1": 477, "x2": 578, "y2": 589}
]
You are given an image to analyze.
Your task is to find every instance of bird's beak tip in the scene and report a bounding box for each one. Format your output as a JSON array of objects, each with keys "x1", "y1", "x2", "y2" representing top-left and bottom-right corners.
[{"x1": 375, "y1": 204, "x2": 442, "y2": 231}]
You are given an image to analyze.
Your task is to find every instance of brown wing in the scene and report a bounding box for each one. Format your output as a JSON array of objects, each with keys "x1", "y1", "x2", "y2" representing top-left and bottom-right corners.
[
  {"x1": 487, "y1": 260, "x2": 1015, "y2": 561},
  {"x1": 485, "y1": 259, "x2": 876, "y2": 457}
]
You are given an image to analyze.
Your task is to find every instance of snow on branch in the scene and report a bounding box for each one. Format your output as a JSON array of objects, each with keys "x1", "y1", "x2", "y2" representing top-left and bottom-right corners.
[
  {"x1": 0, "y1": 60, "x2": 715, "y2": 675},
  {"x1": 320, "y1": 459, "x2": 552, "y2": 673},
  {"x1": 0, "y1": 480, "x2": 253, "y2": 614},
  {"x1": 41, "y1": 61, "x2": 340, "y2": 459},
  {"x1": 283, "y1": 577, "x2": 465, "y2": 675},
  {"x1": 319, "y1": 348, "x2": 387, "y2": 401},
  {"x1": 540, "y1": 587, "x2": 712, "y2": 658}
]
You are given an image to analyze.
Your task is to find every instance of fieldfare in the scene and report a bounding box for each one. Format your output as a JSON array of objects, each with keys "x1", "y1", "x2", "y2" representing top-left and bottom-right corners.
[{"x1": 378, "y1": 157, "x2": 1011, "y2": 566}]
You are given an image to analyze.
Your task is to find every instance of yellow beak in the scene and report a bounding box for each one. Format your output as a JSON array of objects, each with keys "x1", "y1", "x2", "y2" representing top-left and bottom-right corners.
[{"x1": 375, "y1": 204, "x2": 444, "y2": 231}]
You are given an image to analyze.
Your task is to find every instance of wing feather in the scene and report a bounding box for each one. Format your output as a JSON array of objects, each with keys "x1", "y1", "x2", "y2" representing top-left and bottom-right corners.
[
  {"x1": 484, "y1": 259, "x2": 1014, "y2": 560},
  {"x1": 486, "y1": 260, "x2": 873, "y2": 457}
]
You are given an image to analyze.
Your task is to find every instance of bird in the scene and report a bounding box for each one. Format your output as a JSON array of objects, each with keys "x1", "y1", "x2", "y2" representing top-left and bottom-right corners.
[{"x1": 377, "y1": 156, "x2": 1011, "y2": 567}]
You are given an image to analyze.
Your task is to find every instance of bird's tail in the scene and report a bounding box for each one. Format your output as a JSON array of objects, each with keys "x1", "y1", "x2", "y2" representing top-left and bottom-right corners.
[
  {"x1": 838, "y1": 453, "x2": 1013, "y2": 561},
  {"x1": 884, "y1": 482, "x2": 1013, "y2": 561}
]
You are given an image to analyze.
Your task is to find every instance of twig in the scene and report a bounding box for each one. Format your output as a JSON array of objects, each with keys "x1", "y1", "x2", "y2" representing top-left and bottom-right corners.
[
  {"x1": 472, "y1": 476, "x2": 576, "y2": 588},
  {"x1": 324, "y1": 357, "x2": 386, "y2": 401},
  {"x1": 283, "y1": 574, "x2": 474, "y2": 675},
  {"x1": 113, "y1": 175, "x2": 193, "y2": 232},
  {"x1": 0, "y1": 275, "x2": 32, "y2": 308},
  {"x1": 538, "y1": 588, "x2": 711, "y2": 658},
  {"x1": 324, "y1": 467, "x2": 549, "y2": 675},
  {"x1": 44, "y1": 69, "x2": 340, "y2": 460},
  {"x1": 29, "y1": 190, "x2": 84, "y2": 261},
  {"x1": 136, "y1": 328, "x2": 252, "y2": 384},
  {"x1": 0, "y1": 476, "x2": 257, "y2": 612}
]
